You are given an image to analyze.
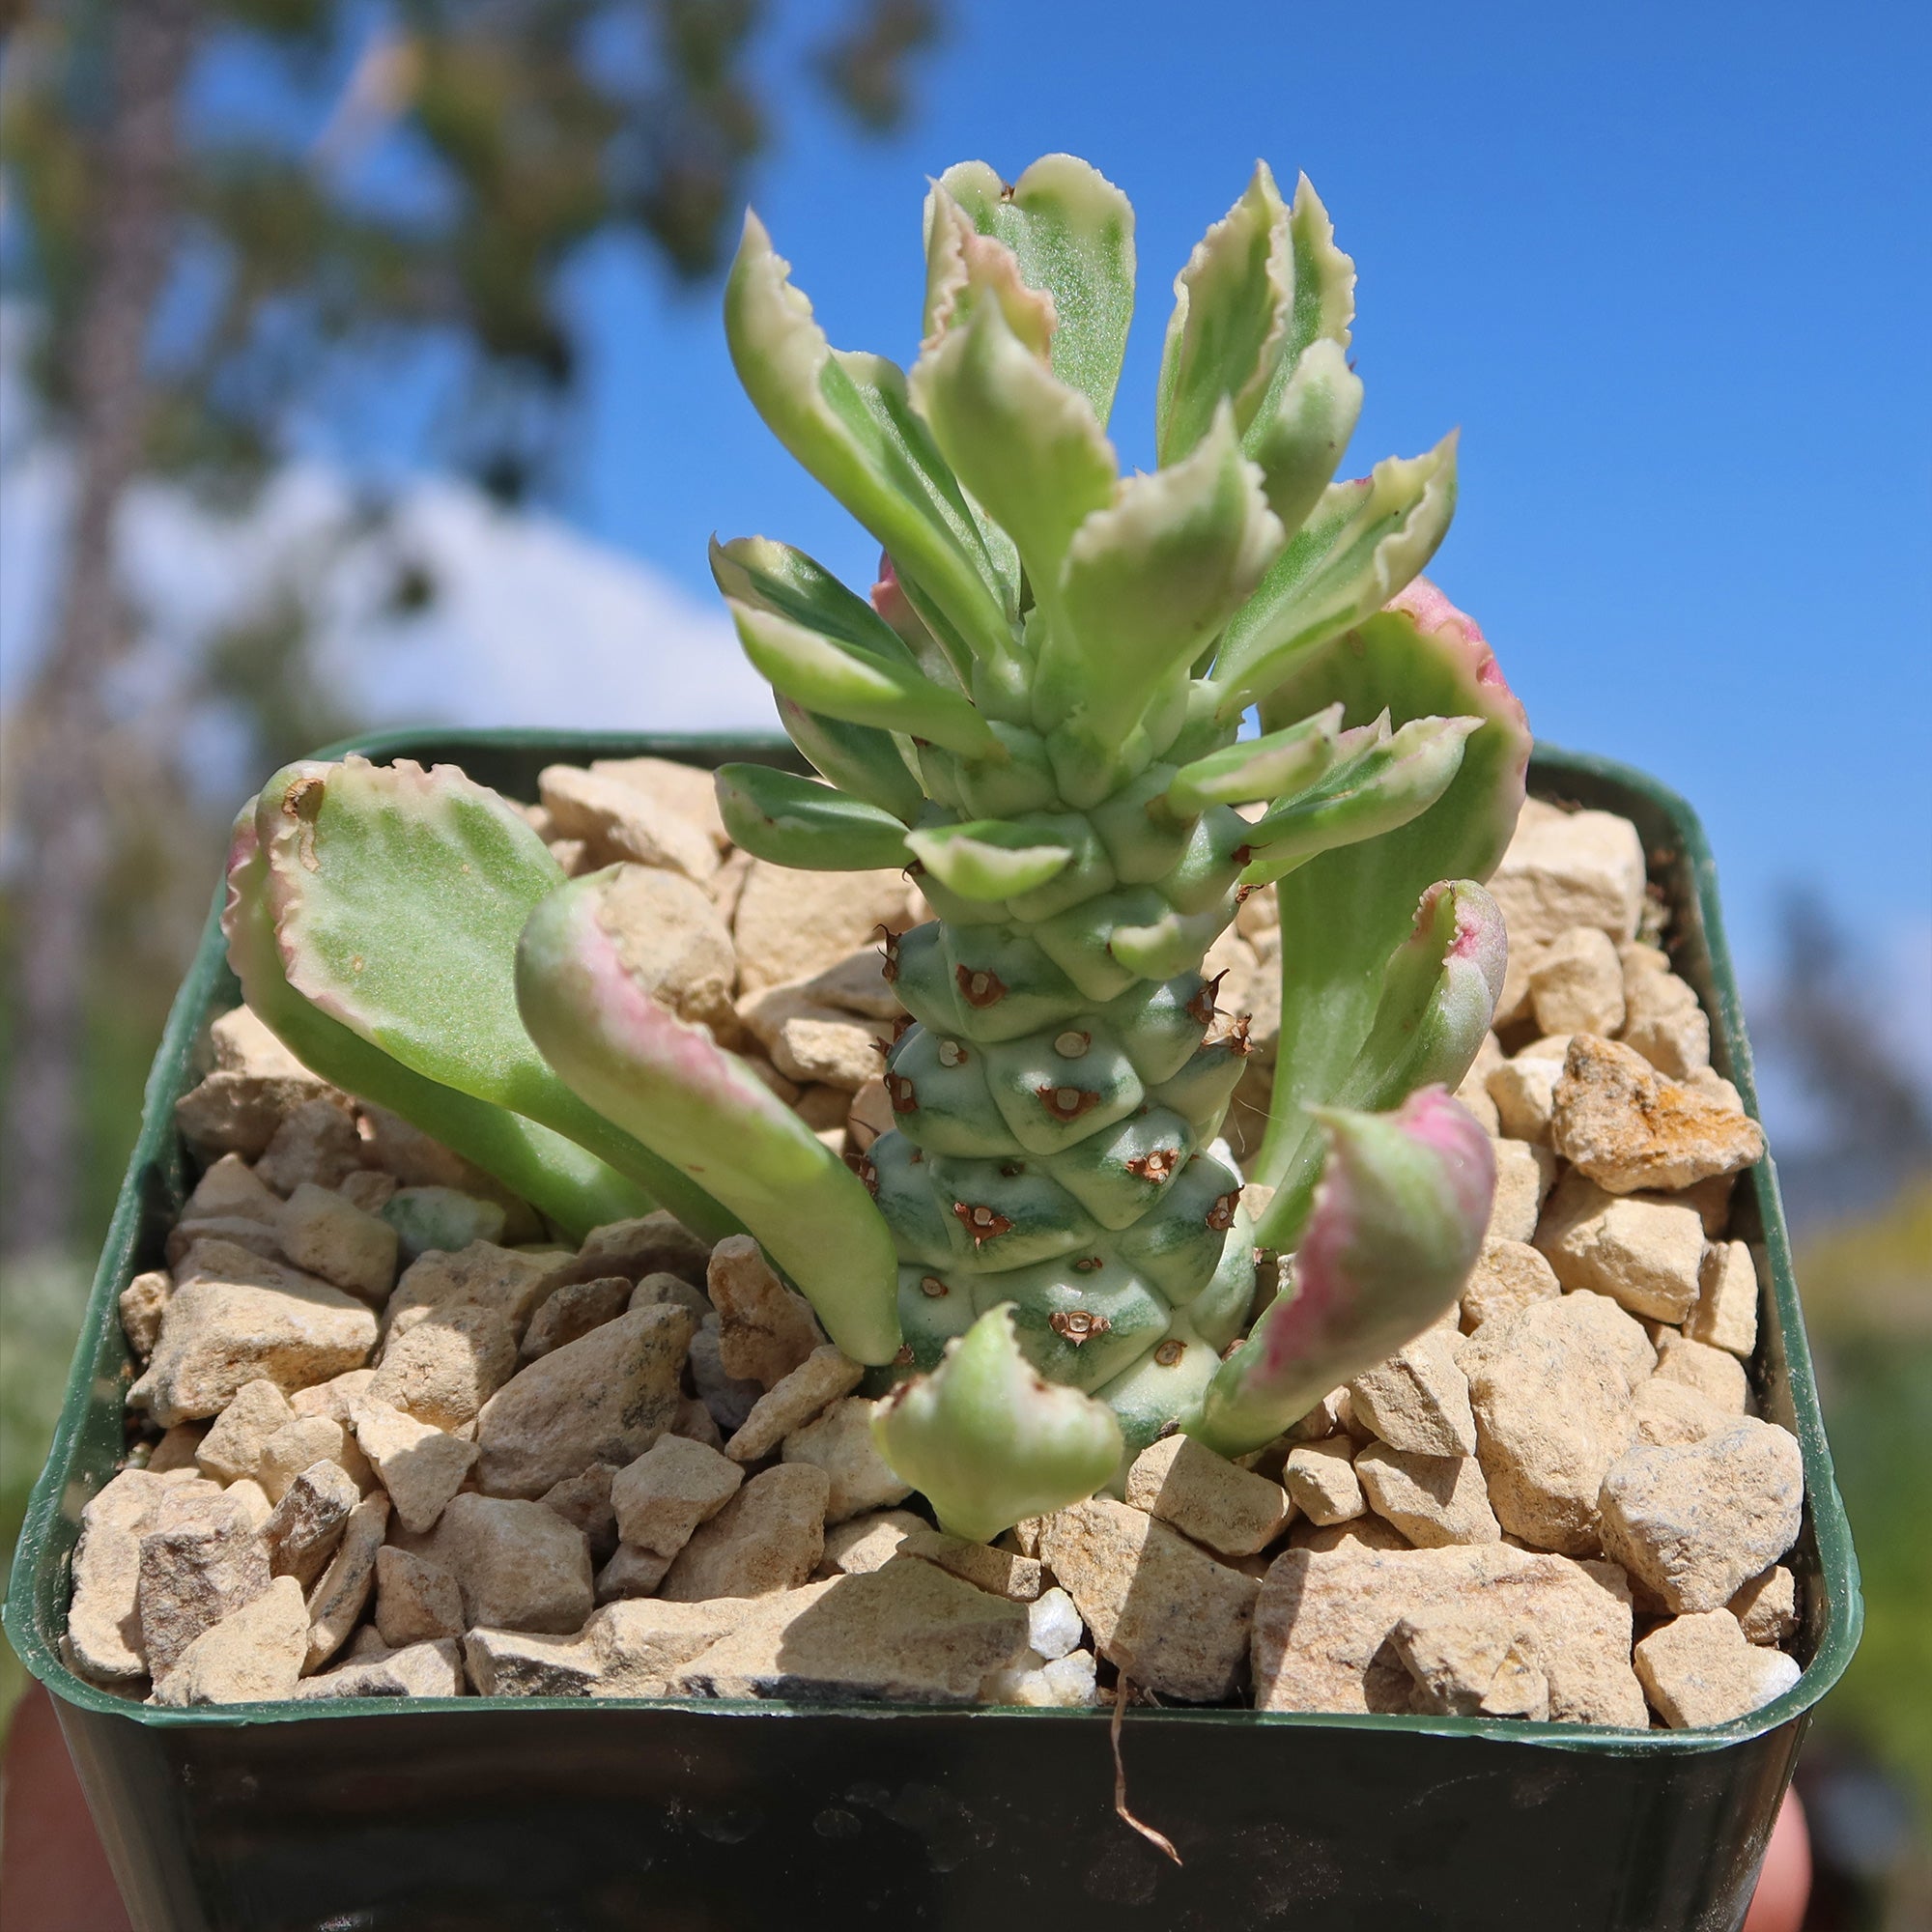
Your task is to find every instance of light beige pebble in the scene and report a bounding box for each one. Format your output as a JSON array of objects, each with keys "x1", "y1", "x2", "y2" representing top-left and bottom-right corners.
[
  {"x1": 1551, "y1": 1036, "x2": 1765, "y2": 1195},
  {"x1": 1284, "y1": 1438, "x2": 1366, "y2": 1525},
  {"x1": 1461, "y1": 1240, "x2": 1562, "y2": 1333},
  {"x1": 1349, "y1": 1335, "x2": 1477, "y2": 1459},
  {"x1": 1486, "y1": 801, "x2": 1647, "y2": 948},
  {"x1": 256, "y1": 1416, "x2": 358, "y2": 1503},
  {"x1": 1620, "y1": 968, "x2": 1711, "y2": 1078},
  {"x1": 707, "y1": 1236, "x2": 824, "y2": 1388},
  {"x1": 595, "y1": 1544, "x2": 673, "y2": 1603},
  {"x1": 773, "y1": 1014, "x2": 891, "y2": 1092},
  {"x1": 354, "y1": 1105, "x2": 517, "y2": 1208},
  {"x1": 353, "y1": 1399, "x2": 478, "y2": 1533},
  {"x1": 665, "y1": 1562, "x2": 1028, "y2": 1705},
  {"x1": 372, "y1": 1302, "x2": 523, "y2": 1434},
  {"x1": 419, "y1": 1493, "x2": 594, "y2": 1634},
  {"x1": 843, "y1": 1076, "x2": 895, "y2": 1155},
  {"x1": 611, "y1": 1435, "x2": 745, "y2": 1559},
  {"x1": 1038, "y1": 1498, "x2": 1259, "y2": 1703},
  {"x1": 298, "y1": 1637, "x2": 465, "y2": 1699},
  {"x1": 1463, "y1": 1292, "x2": 1650, "y2": 1556},
  {"x1": 464, "y1": 1626, "x2": 605, "y2": 1697},
  {"x1": 164, "y1": 1215, "x2": 284, "y2": 1269},
  {"x1": 119, "y1": 1270, "x2": 173, "y2": 1361},
  {"x1": 130, "y1": 1242, "x2": 379, "y2": 1427},
  {"x1": 781, "y1": 1397, "x2": 911, "y2": 1523},
  {"x1": 1487, "y1": 1046, "x2": 1568, "y2": 1146},
  {"x1": 820, "y1": 1510, "x2": 927, "y2": 1577},
  {"x1": 303, "y1": 1490, "x2": 390, "y2": 1671},
  {"x1": 289, "y1": 1367, "x2": 378, "y2": 1427},
  {"x1": 1389, "y1": 1604, "x2": 1550, "y2": 1720},
  {"x1": 338, "y1": 1170, "x2": 399, "y2": 1215},
  {"x1": 1688, "y1": 1241, "x2": 1759, "y2": 1358},
  {"x1": 184, "y1": 1153, "x2": 285, "y2": 1229},
  {"x1": 1453, "y1": 1034, "x2": 1505, "y2": 1137},
  {"x1": 277, "y1": 1181, "x2": 399, "y2": 1304},
  {"x1": 1634, "y1": 1610, "x2": 1802, "y2": 1727},
  {"x1": 384, "y1": 1240, "x2": 559, "y2": 1342},
  {"x1": 1487, "y1": 1139, "x2": 1557, "y2": 1243},
  {"x1": 1597, "y1": 1419, "x2": 1804, "y2": 1612},
  {"x1": 255, "y1": 1098, "x2": 367, "y2": 1195},
  {"x1": 146, "y1": 1426, "x2": 209, "y2": 1474},
  {"x1": 731, "y1": 861, "x2": 912, "y2": 997},
  {"x1": 1534, "y1": 1174, "x2": 1706, "y2": 1321},
  {"x1": 669, "y1": 1395, "x2": 724, "y2": 1452},
  {"x1": 520, "y1": 1277, "x2": 630, "y2": 1360},
  {"x1": 538, "y1": 1462, "x2": 620, "y2": 1564},
  {"x1": 374, "y1": 1547, "x2": 466, "y2": 1647},
  {"x1": 1653, "y1": 1331, "x2": 1750, "y2": 1414},
  {"x1": 195, "y1": 1378, "x2": 297, "y2": 1485},
  {"x1": 1527, "y1": 927, "x2": 1624, "y2": 1038},
  {"x1": 1124, "y1": 1433, "x2": 1294, "y2": 1557},
  {"x1": 556, "y1": 1211, "x2": 714, "y2": 1292},
  {"x1": 689, "y1": 1320, "x2": 765, "y2": 1435},
  {"x1": 1633, "y1": 1378, "x2": 1733, "y2": 1447},
  {"x1": 137, "y1": 1492, "x2": 271, "y2": 1679},
  {"x1": 899, "y1": 1529, "x2": 1044, "y2": 1602},
  {"x1": 383, "y1": 1187, "x2": 508, "y2": 1263},
  {"x1": 224, "y1": 1479, "x2": 273, "y2": 1528},
  {"x1": 1252, "y1": 1540, "x2": 1647, "y2": 1723},
  {"x1": 345, "y1": 1623, "x2": 391, "y2": 1660},
  {"x1": 264, "y1": 1461, "x2": 361, "y2": 1588},
  {"x1": 708, "y1": 845, "x2": 753, "y2": 923},
  {"x1": 1355, "y1": 1444, "x2": 1501, "y2": 1548},
  {"x1": 68, "y1": 1470, "x2": 170, "y2": 1685},
  {"x1": 660, "y1": 1463, "x2": 830, "y2": 1602},
  {"x1": 590, "y1": 863, "x2": 737, "y2": 1031},
  {"x1": 630, "y1": 1273, "x2": 713, "y2": 1322},
  {"x1": 724, "y1": 1346, "x2": 866, "y2": 1463},
  {"x1": 474, "y1": 1304, "x2": 696, "y2": 1499},
  {"x1": 585, "y1": 1597, "x2": 753, "y2": 1696},
  {"x1": 174, "y1": 1067, "x2": 335, "y2": 1163},
  {"x1": 1285, "y1": 1387, "x2": 1355, "y2": 1443},
  {"x1": 538, "y1": 764, "x2": 720, "y2": 882},
  {"x1": 152, "y1": 1575, "x2": 308, "y2": 1707},
  {"x1": 208, "y1": 1006, "x2": 309, "y2": 1079},
  {"x1": 1289, "y1": 1516, "x2": 1412, "y2": 1555},
  {"x1": 1728, "y1": 1566, "x2": 1800, "y2": 1645},
  {"x1": 583, "y1": 754, "x2": 729, "y2": 850},
  {"x1": 784, "y1": 946, "x2": 905, "y2": 1022}
]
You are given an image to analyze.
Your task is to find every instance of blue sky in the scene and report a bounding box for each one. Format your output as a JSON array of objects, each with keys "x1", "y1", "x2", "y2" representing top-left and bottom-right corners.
[{"x1": 509, "y1": 0, "x2": 1929, "y2": 989}]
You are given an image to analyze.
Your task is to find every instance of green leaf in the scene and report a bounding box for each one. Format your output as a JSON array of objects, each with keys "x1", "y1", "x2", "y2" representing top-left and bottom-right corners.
[
  {"x1": 1036, "y1": 401, "x2": 1283, "y2": 741},
  {"x1": 519, "y1": 875, "x2": 901, "y2": 1365},
  {"x1": 1209, "y1": 433, "x2": 1459, "y2": 718},
  {"x1": 904, "y1": 817, "x2": 1074, "y2": 900},
  {"x1": 255, "y1": 755, "x2": 738, "y2": 1241},
  {"x1": 726, "y1": 597, "x2": 1001, "y2": 760},
  {"x1": 713, "y1": 762, "x2": 912, "y2": 870},
  {"x1": 872, "y1": 1304, "x2": 1123, "y2": 1542},
  {"x1": 710, "y1": 532, "x2": 923, "y2": 669},
  {"x1": 724, "y1": 213, "x2": 1014, "y2": 670},
  {"x1": 930, "y1": 155, "x2": 1137, "y2": 427},
  {"x1": 1155, "y1": 159, "x2": 1292, "y2": 466},
  {"x1": 1165, "y1": 702, "x2": 1346, "y2": 812},
  {"x1": 223, "y1": 816, "x2": 653, "y2": 1240},
  {"x1": 1244, "y1": 336, "x2": 1364, "y2": 536},
  {"x1": 772, "y1": 695, "x2": 924, "y2": 824}
]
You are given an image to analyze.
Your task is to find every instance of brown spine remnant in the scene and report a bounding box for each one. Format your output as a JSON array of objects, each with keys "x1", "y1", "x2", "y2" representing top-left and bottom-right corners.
[
  {"x1": 857, "y1": 1160, "x2": 879, "y2": 1197},
  {"x1": 887, "y1": 1075, "x2": 919, "y2": 1114},
  {"x1": 893, "y1": 1344, "x2": 916, "y2": 1367},
  {"x1": 998, "y1": 1161, "x2": 1026, "y2": 1178},
  {"x1": 1037, "y1": 1085, "x2": 1102, "y2": 1123},
  {"x1": 956, "y1": 965, "x2": 1009, "y2": 1009},
  {"x1": 1124, "y1": 1148, "x2": 1179, "y2": 1183},
  {"x1": 952, "y1": 1202, "x2": 1014, "y2": 1245},
  {"x1": 1071, "y1": 1255, "x2": 1104, "y2": 1273},
  {"x1": 920, "y1": 1275, "x2": 949, "y2": 1297},
  {"x1": 1210, "y1": 1014, "x2": 1254, "y2": 1057},
  {"x1": 1153, "y1": 1339, "x2": 1186, "y2": 1368},
  {"x1": 1050, "y1": 1310, "x2": 1113, "y2": 1346},
  {"x1": 891, "y1": 1013, "x2": 915, "y2": 1043},
  {"x1": 1186, "y1": 973, "x2": 1227, "y2": 1027},
  {"x1": 937, "y1": 1039, "x2": 969, "y2": 1067},
  {"x1": 1205, "y1": 1192, "x2": 1239, "y2": 1233},
  {"x1": 875, "y1": 924, "x2": 901, "y2": 982}
]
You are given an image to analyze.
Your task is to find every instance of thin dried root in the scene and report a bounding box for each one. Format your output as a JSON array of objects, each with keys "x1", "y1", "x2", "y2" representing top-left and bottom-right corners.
[{"x1": 1110, "y1": 1674, "x2": 1182, "y2": 1866}]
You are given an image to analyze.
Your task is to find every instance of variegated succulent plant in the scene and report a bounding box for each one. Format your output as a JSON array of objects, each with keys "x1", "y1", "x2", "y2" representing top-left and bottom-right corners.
[{"x1": 226, "y1": 155, "x2": 1528, "y2": 1544}]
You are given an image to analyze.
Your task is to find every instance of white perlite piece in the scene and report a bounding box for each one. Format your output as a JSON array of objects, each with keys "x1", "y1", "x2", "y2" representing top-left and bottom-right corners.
[
  {"x1": 1124, "y1": 1433, "x2": 1293, "y2": 1557},
  {"x1": 1284, "y1": 1438, "x2": 1365, "y2": 1525},
  {"x1": 980, "y1": 1647, "x2": 1101, "y2": 1707},
  {"x1": 611, "y1": 1434, "x2": 744, "y2": 1558},
  {"x1": 419, "y1": 1493, "x2": 594, "y2": 1634},
  {"x1": 353, "y1": 1399, "x2": 478, "y2": 1532},
  {"x1": 474, "y1": 1304, "x2": 696, "y2": 1498},
  {"x1": 1027, "y1": 1586, "x2": 1085, "y2": 1662},
  {"x1": 1487, "y1": 1139, "x2": 1556, "y2": 1243},
  {"x1": 152, "y1": 1576, "x2": 309, "y2": 1707},
  {"x1": 780, "y1": 1397, "x2": 911, "y2": 1523},
  {"x1": 1597, "y1": 1420, "x2": 1804, "y2": 1612},
  {"x1": 277, "y1": 1181, "x2": 399, "y2": 1304},
  {"x1": 660, "y1": 1463, "x2": 830, "y2": 1601},
  {"x1": 1634, "y1": 1611, "x2": 1802, "y2": 1727},
  {"x1": 68, "y1": 1469, "x2": 169, "y2": 1685},
  {"x1": 1460, "y1": 1240, "x2": 1561, "y2": 1333},
  {"x1": 1485, "y1": 800, "x2": 1647, "y2": 947},
  {"x1": 1534, "y1": 1175, "x2": 1706, "y2": 1322},
  {"x1": 1529, "y1": 927, "x2": 1626, "y2": 1038},
  {"x1": 1687, "y1": 1240, "x2": 1759, "y2": 1358},
  {"x1": 1355, "y1": 1444, "x2": 1501, "y2": 1548},
  {"x1": 1251, "y1": 1542, "x2": 1646, "y2": 1725},
  {"x1": 706, "y1": 1236, "x2": 824, "y2": 1388},
  {"x1": 1349, "y1": 1335, "x2": 1477, "y2": 1459},
  {"x1": 1038, "y1": 1499, "x2": 1259, "y2": 1703},
  {"x1": 724, "y1": 1346, "x2": 866, "y2": 1463}
]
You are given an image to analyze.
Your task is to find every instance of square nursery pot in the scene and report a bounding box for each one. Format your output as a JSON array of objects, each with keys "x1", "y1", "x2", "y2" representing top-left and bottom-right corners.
[{"x1": 6, "y1": 728, "x2": 1862, "y2": 1932}]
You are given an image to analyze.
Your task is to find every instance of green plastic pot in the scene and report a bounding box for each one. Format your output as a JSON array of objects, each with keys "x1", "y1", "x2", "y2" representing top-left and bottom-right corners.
[{"x1": 6, "y1": 729, "x2": 1861, "y2": 1932}]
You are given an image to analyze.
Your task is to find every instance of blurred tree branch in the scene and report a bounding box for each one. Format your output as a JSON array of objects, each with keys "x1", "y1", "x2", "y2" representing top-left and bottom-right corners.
[{"x1": 0, "y1": 0, "x2": 940, "y2": 1256}]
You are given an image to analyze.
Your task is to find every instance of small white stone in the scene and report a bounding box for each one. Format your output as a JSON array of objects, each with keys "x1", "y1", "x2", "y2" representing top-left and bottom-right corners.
[{"x1": 1026, "y1": 1585, "x2": 1085, "y2": 1662}]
